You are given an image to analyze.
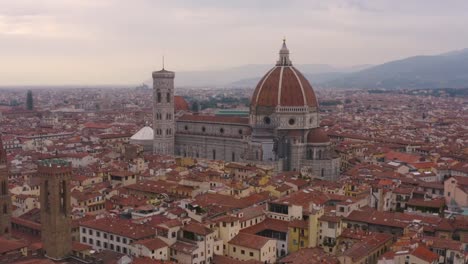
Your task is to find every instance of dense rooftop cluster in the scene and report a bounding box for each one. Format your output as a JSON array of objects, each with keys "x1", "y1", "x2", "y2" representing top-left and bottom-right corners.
[{"x1": 0, "y1": 87, "x2": 467, "y2": 264}]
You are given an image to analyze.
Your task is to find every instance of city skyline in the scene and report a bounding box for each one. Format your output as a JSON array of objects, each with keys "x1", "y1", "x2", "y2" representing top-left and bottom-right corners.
[{"x1": 1, "y1": 0, "x2": 468, "y2": 85}]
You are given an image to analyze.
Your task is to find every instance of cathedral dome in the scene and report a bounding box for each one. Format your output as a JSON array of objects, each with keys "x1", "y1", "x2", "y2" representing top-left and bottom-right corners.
[{"x1": 251, "y1": 40, "x2": 318, "y2": 108}]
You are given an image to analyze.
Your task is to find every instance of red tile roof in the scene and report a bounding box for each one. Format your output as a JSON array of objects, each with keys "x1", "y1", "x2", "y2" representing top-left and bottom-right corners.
[
  {"x1": 229, "y1": 232, "x2": 272, "y2": 250},
  {"x1": 178, "y1": 114, "x2": 249, "y2": 125},
  {"x1": 411, "y1": 245, "x2": 439, "y2": 263}
]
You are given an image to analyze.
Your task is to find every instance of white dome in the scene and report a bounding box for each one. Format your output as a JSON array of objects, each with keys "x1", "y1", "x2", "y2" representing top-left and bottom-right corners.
[{"x1": 130, "y1": 126, "x2": 154, "y2": 140}]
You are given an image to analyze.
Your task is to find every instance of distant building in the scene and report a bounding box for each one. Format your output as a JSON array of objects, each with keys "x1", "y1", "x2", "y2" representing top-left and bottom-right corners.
[{"x1": 0, "y1": 134, "x2": 12, "y2": 236}]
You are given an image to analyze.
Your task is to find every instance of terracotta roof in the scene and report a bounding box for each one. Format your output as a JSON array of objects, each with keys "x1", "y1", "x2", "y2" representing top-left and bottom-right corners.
[
  {"x1": 182, "y1": 222, "x2": 213, "y2": 236},
  {"x1": 279, "y1": 248, "x2": 339, "y2": 264},
  {"x1": 169, "y1": 241, "x2": 198, "y2": 254},
  {"x1": 133, "y1": 237, "x2": 167, "y2": 250},
  {"x1": 80, "y1": 216, "x2": 155, "y2": 240},
  {"x1": 241, "y1": 218, "x2": 289, "y2": 234},
  {"x1": 0, "y1": 237, "x2": 28, "y2": 254},
  {"x1": 212, "y1": 255, "x2": 263, "y2": 264},
  {"x1": 178, "y1": 114, "x2": 249, "y2": 125},
  {"x1": 411, "y1": 245, "x2": 439, "y2": 263},
  {"x1": 174, "y1": 96, "x2": 190, "y2": 111},
  {"x1": 229, "y1": 232, "x2": 272, "y2": 250}
]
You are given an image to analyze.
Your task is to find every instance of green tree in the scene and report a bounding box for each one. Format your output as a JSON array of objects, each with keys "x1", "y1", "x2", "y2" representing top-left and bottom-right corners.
[{"x1": 26, "y1": 90, "x2": 33, "y2": 110}]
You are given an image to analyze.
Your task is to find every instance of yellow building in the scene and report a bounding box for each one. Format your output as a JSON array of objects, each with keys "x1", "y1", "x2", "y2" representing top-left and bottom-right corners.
[{"x1": 288, "y1": 219, "x2": 309, "y2": 252}]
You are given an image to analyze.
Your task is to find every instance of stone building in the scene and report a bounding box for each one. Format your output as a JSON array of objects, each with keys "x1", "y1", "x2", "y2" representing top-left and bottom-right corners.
[
  {"x1": 152, "y1": 40, "x2": 340, "y2": 180},
  {"x1": 0, "y1": 134, "x2": 12, "y2": 236},
  {"x1": 38, "y1": 159, "x2": 72, "y2": 260}
]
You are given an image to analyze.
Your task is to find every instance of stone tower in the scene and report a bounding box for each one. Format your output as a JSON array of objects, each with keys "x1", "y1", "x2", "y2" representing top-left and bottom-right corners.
[
  {"x1": 153, "y1": 67, "x2": 175, "y2": 155},
  {"x1": 38, "y1": 159, "x2": 72, "y2": 260},
  {"x1": 0, "y1": 134, "x2": 11, "y2": 236}
]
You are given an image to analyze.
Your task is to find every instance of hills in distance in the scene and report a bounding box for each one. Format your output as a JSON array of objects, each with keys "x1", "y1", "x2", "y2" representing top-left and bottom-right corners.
[{"x1": 169, "y1": 48, "x2": 468, "y2": 89}]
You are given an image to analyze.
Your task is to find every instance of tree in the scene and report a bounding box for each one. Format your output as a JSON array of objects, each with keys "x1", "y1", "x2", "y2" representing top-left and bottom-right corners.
[{"x1": 26, "y1": 90, "x2": 33, "y2": 110}]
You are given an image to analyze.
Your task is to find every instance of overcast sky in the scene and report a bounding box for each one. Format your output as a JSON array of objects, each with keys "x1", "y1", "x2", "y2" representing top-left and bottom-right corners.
[{"x1": 1, "y1": 0, "x2": 468, "y2": 85}]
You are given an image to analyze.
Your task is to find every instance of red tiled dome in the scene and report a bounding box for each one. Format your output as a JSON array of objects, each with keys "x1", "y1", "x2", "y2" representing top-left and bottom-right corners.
[
  {"x1": 251, "y1": 66, "x2": 318, "y2": 108},
  {"x1": 307, "y1": 128, "x2": 329, "y2": 143},
  {"x1": 251, "y1": 40, "x2": 318, "y2": 108},
  {"x1": 174, "y1": 96, "x2": 190, "y2": 111}
]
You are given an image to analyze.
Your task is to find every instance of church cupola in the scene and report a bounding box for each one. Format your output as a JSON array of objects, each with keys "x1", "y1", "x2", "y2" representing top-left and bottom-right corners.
[{"x1": 276, "y1": 38, "x2": 292, "y2": 66}]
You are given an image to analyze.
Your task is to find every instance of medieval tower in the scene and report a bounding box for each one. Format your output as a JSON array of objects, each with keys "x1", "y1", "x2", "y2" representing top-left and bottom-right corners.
[
  {"x1": 152, "y1": 67, "x2": 175, "y2": 155},
  {"x1": 39, "y1": 159, "x2": 72, "y2": 260},
  {"x1": 0, "y1": 134, "x2": 11, "y2": 237}
]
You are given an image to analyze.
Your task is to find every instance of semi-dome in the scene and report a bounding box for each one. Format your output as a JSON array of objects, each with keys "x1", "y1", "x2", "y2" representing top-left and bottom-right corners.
[
  {"x1": 307, "y1": 127, "x2": 330, "y2": 143},
  {"x1": 131, "y1": 126, "x2": 154, "y2": 141},
  {"x1": 251, "y1": 40, "x2": 318, "y2": 108}
]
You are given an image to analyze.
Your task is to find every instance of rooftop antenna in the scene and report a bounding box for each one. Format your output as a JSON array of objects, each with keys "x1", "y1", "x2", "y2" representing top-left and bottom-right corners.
[{"x1": 162, "y1": 55, "x2": 165, "y2": 70}]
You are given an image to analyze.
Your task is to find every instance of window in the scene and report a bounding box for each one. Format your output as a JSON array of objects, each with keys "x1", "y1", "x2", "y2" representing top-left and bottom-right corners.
[
  {"x1": 202, "y1": 126, "x2": 206, "y2": 132},
  {"x1": 89, "y1": 238, "x2": 93, "y2": 245},
  {"x1": 104, "y1": 233, "x2": 107, "y2": 239},
  {"x1": 233, "y1": 247, "x2": 236, "y2": 252},
  {"x1": 116, "y1": 236, "x2": 120, "y2": 242},
  {"x1": 82, "y1": 236, "x2": 87, "y2": 243},
  {"x1": 238, "y1": 129, "x2": 243, "y2": 135},
  {"x1": 288, "y1": 118, "x2": 295, "y2": 125},
  {"x1": 167, "y1": 93, "x2": 171, "y2": 103},
  {"x1": 123, "y1": 238, "x2": 127, "y2": 244},
  {"x1": 97, "y1": 231, "x2": 100, "y2": 237},
  {"x1": 157, "y1": 92, "x2": 161, "y2": 103},
  {"x1": 97, "y1": 240, "x2": 101, "y2": 247},
  {"x1": 184, "y1": 125, "x2": 188, "y2": 131},
  {"x1": 212, "y1": 149, "x2": 216, "y2": 160},
  {"x1": 241, "y1": 250, "x2": 245, "y2": 255},
  {"x1": 117, "y1": 245, "x2": 121, "y2": 252},
  {"x1": 264, "y1": 116, "x2": 271, "y2": 124},
  {"x1": 219, "y1": 128, "x2": 224, "y2": 134},
  {"x1": 88, "y1": 229, "x2": 92, "y2": 235},
  {"x1": 249, "y1": 252, "x2": 254, "y2": 257}
]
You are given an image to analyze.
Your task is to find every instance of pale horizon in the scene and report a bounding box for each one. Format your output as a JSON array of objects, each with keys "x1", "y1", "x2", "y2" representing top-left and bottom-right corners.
[{"x1": 1, "y1": 0, "x2": 468, "y2": 85}]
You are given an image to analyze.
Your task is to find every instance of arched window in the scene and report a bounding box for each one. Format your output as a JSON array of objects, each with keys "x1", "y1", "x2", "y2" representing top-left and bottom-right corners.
[
  {"x1": 307, "y1": 149, "x2": 313, "y2": 160},
  {"x1": 167, "y1": 93, "x2": 171, "y2": 103},
  {"x1": 321, "y1": 168, "x2": 325, "y2": 177},
  {"x1": 232, "y1": 152, "x2": 235, "y2": 162},
  {"x1": 157, "y1": 92, "x2": 161, "y2": 103},
  {"x1": 212, "y1": 149, "x2": 216, "y2": 160}
]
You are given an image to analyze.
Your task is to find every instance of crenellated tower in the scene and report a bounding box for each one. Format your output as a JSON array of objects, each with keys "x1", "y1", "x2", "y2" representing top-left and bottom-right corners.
[
  {"x1": 152, "y1": 66, "x2": 175, "y2": 155},
  {"x1": 0, "y1": 134, "x2": 11, "y2": 237},
  {"x1": 39, "y1": 159, "x2": 72, "y2": 260}
]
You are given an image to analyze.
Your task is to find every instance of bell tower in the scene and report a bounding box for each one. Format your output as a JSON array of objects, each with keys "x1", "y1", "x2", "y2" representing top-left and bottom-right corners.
[
  {"x1": 39, "y1": 159, "x2": 72, "y2": 260},
  {"x1": 0, "y1": 134, "x2": 11, "y2": 237},
  {"x1": 152, "y1": 64, "x2": 175, "y2": 156}
]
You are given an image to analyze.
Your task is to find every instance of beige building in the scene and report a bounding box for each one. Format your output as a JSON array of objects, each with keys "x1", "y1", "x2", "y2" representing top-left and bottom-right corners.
[{"x1": 228, "y1": 232, "x2": 277, "y2": 263}]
